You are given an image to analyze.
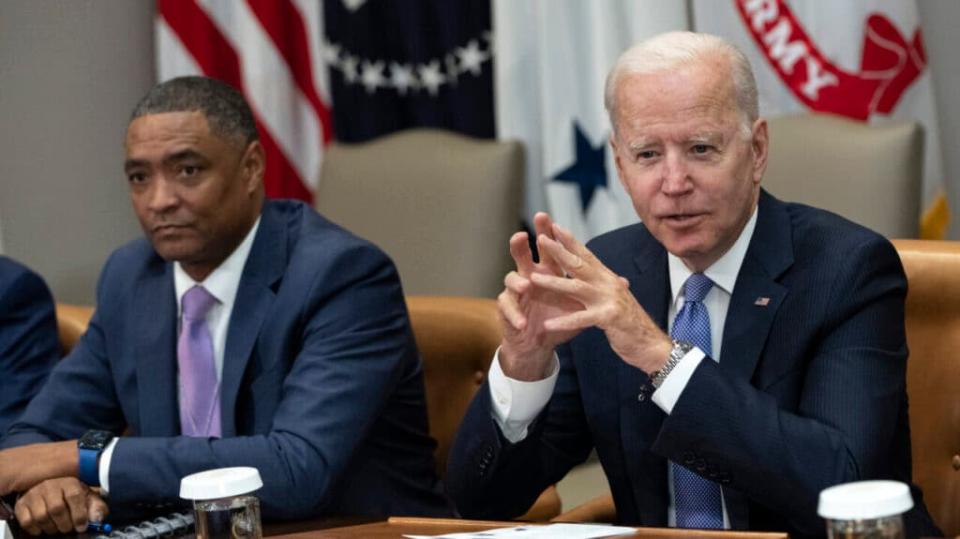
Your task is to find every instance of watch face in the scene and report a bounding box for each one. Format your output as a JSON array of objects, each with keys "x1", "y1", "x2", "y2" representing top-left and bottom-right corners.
[{"x1": 79, "y1": 430, "x2": 114, "y2": 450}]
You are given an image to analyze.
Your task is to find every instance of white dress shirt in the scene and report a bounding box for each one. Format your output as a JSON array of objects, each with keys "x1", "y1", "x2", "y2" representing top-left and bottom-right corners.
[
  {"x1": 488, "y1": 207, "x2": 758, "y2": 527},
  {"x1": 98, "y1": 217, "x2": 261, "y2": 493}
]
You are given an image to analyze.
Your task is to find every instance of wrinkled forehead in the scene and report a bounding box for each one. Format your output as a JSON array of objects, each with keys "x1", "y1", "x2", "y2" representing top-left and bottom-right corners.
[{"x1": 613, "y1": 75, "x2": 741, "y2": 144}]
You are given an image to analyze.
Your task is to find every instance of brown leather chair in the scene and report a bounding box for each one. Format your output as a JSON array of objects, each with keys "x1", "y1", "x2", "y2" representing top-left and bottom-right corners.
[
  {"x1": 892, "y1": 239, "x2": 960, "y2": 537},
  {"x1": 55, "y1": 303, "x2": 94, "y2": 355},
  {"x1": 406, "y1": 295, "x2": 561, "y2": 521},
  {"x1": 558, "y1": 241, "x2": 960, "y2": 534}
]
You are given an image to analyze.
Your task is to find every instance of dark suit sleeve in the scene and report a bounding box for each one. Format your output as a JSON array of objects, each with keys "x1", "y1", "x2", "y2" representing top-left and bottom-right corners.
[
  {"x1": 104, "y1": 244, "x2": 417, "y2": 519},
  {"x1": 0, "y1": 263, "x2": 60, "y2": 436},
  {"x1": 2, "y1": 254, "x2": 129, "y2": 447},
  {"x1": 446, "y1": 341, "x2": 594, "y2": 519},
  {"x1": 653, "y1": 236, "x2": 910, "y2": 534}
]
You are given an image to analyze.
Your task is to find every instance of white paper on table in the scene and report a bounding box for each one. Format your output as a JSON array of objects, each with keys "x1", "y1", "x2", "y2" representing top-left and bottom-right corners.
[
  {"x1": 404, "y1": 522, "x2": 637, "y2": 539},
  {"x1": 0, "y1": 519, "x2": 13, "y2": 539}
]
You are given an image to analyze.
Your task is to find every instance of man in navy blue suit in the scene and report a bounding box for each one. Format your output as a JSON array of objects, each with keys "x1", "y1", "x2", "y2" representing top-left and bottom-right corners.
[
  {"x1": 0, "y1": 76, "x2": 448, "y2": 535},
  {"x1": 0, "y1": 257, "x2": 59, "y2": 435},
  {"x1": 447, "y1": 32, "x2": 940, "y2": 537}
]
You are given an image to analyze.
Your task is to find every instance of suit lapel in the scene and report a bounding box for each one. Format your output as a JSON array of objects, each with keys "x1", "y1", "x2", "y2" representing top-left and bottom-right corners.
[
  {"x1": 134, "y1": 257, "x2": 180, "y2": 436},
  {"x1": 718, "y1": 191, "x2": 794, "y2": 527},
  {"x1": 618, "y1": 232, "x2": 671, "y2": 525},
  {"x1": 220, "y1": 204, "x2": 287, "y2": 436},
  {"x1": 719, "y1": 192, "x2": 793, "y2": 383}
]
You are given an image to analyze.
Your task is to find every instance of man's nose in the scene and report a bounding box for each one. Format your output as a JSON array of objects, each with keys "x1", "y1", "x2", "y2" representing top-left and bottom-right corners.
[
  {"x1": 146, "y1": 177, "x2": 180, "y2": 212},
  {"x1": 660, "y1": 152, "x2": 693, "y2": 195}
]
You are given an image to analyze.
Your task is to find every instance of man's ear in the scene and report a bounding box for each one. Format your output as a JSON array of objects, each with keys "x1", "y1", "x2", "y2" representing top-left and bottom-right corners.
[
  {"x1": 241, "y1": 140, "x2": 266, "y2": 195},
  {"x1": 610, "y1": 134, "x2": 630, "y2": 195},
  {"x1": 750, "y1": 118, "x2": 769, "y2": 185}
]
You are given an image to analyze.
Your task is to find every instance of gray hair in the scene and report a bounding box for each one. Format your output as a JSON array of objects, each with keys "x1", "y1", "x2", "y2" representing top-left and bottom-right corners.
[
  {"x1": 130, "y1": 76, "x2": 259, "y2": 145},
  {"x1": 604, "y1": 32, "x2": 759, "y2": 137}
]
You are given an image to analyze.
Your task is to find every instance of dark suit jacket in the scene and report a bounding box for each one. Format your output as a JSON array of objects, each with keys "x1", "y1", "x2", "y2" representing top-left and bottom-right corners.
[
  {"x1": 448, "y1": 191, "x2": 940, "y2": 537},
  {"x1": 0, "y1": 257, "x2": 59, "y2": 436},
  {"x1": 2, "y1": 200, "x2": 450, "y2": 520}
]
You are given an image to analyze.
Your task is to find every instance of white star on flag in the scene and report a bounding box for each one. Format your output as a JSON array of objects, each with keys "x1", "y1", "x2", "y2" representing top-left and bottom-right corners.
[
  {"x1": 456, "y1": 39, "x2": 487, "y2": 75},
  {"x1": 342, "y1": 54, "x2": 360, "y2": 83},
  {"x1": 390, "y1": 62, "x2": 418, "y2": 95},
  {"x1": 418, "y1": 60, "x2": 445, "y2": 96},
  {"x1": 360, "y1": 60, "x2": 385, "y2": 94}
]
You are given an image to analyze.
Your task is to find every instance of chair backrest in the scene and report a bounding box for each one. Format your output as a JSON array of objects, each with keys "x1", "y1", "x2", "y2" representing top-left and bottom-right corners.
[
  {"x1": 406, "y1": 295, "x2": 561, "y2": 520},
  {"x1": 891, "y1": 239, "x2": 960, "y2": 536},
  {"x1": 764, "y1": 114, "x2": 923, "y2": 238},
  {"x1": 316, "y1": 129, "x2": 524, "y2": 298},
  {"x1": 405, "y1": 295, "x2": 499, "y2": 475},
  {"x1": 55, "y1": 303, "x2": 94, "y2": 355}
]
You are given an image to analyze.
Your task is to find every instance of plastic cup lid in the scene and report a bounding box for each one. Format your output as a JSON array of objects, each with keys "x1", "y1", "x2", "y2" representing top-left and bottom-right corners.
[
  {"x1": 818, "y1": 480, "x2": 913, "y2": 520},
  {"x1": 180, "y1": 467, "x2": 263, "y2": 500}
]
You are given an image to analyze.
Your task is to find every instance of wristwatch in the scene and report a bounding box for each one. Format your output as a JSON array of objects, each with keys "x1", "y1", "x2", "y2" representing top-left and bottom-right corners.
[
  {"x1": 650, "y1": 340, "x2": 693, "y2": 389},
  {"x1": 78, "y1": 430, "x2": 114, "y2": 487}
]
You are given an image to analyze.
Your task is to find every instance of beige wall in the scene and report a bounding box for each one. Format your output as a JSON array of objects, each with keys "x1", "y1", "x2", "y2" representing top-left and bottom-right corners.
[{"x1": 0, "y1": 0, "x2": 153, "y2": 304}]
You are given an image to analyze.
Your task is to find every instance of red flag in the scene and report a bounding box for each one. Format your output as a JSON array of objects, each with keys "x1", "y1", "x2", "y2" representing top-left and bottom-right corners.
[{"x1": 156, "y1": 0, "x2": 333, "y2": 202}]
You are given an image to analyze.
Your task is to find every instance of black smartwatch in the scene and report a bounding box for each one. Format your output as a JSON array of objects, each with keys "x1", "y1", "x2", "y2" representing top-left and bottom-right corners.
[{"x1": 78, "y1": 430, "x2": 114, "y2": 487}]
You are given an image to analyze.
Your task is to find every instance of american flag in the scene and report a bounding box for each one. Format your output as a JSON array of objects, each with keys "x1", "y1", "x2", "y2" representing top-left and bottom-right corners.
[{"x1": 156, "y1": 0, "x2": 333, "y2": 203}]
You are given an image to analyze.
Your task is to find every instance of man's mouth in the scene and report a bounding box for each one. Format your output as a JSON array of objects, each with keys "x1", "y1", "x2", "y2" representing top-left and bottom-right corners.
[
  {"x1": 152, "y1": 224, "x2": 190, "y2": 233},
  {"x1": 662, "y1": 212, "x2": 706, "y2": 225}
]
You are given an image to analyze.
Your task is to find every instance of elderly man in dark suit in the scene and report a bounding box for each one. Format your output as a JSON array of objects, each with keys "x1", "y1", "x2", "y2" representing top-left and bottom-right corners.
[
  {"x1": 0, "y1": 256, "x2": 59, "y2": 435},
  {"x1": 447, "y1": 31, "x2": 940, "y2": 537},
  {"x1": 0, "y1": 76, "x2": 449, "y2": 535}
]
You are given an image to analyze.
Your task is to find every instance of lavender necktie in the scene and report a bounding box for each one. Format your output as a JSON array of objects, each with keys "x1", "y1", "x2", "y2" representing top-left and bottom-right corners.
[
  {"x1": 178, "y1": 285, "x2": 221, "y2": 438},
  {"x1": 671, "y1": 273, "x2": 723, "y2": 528}
]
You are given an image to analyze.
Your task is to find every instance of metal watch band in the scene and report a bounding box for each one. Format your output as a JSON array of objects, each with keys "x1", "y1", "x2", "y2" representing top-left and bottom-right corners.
[{"x1": 650, "y1": 340, "x2": 693, "y2": 389}]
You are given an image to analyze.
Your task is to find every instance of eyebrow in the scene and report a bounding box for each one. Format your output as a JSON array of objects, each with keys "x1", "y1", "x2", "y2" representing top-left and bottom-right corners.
[
  {"x1": 687, "y1": 131, "x2": 725, "y2": 144},
  {"x1": 123, "y1": 149, "x2": 207, "y2": 173},
  {"x1": 163, "y1": 149, "x2": 207, "y2": 164}
]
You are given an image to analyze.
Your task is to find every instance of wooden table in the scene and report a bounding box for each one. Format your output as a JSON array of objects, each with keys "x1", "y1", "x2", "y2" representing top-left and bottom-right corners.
[{"x1": 268, "y1": 517, "x2": 790, "y2": 539}]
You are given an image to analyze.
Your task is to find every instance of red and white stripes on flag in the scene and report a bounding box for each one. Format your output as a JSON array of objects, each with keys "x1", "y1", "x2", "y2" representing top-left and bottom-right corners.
[{"x1": 156, "y1": 0, "x2": 333, "y2": 202}]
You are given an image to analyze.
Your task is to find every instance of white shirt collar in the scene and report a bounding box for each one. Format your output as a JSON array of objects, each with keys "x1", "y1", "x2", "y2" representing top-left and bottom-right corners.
[
  {"x1": 174, "y1": 217, "x2": 262, "y2": 309},
  {"x1": 668, "y1": 205, "x2": 758, "y2": 303}
]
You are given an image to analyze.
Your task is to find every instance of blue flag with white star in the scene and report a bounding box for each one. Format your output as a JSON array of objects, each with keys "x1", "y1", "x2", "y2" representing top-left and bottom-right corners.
[{"x1": 323, "y1": 0, "x2": 494, "y2": 142}]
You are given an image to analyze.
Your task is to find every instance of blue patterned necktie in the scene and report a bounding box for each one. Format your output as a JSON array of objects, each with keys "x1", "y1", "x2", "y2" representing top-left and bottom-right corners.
[{"x1": 670, "y1": 273, "x2": 723, "y2": 529}]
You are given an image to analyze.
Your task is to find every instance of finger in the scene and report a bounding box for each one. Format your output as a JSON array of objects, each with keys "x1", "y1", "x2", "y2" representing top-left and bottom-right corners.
[
  {"x1": 15, "y1": 497, "x2": 40, "y2": 536},
  {"x1": 508, "y1": 232, "x2": 536, "y2": 275},
  {"x1": 41, "y1": 485, "x2": 76, "y2": 534},
  {"x1": 87, "y1": 493, "x2": 109, "y2": 525},
  {"x1": 538, "y1": 235, "x2": 591, "y2": 279},
  {"x1": 529, "y1": 272, "x2": 591, "y2": 301},
  {"x1": 532, "y1": 213, "x2": 564, "y2": 274},
  {"x1": 61, "y1": 481, "x2": 90, "y2": 532},
  {"x1": 20, "y1": 493, "x2": 56, "y2": 536},
  {"x1": 503, "y1": 271, "x2": 531, "y2": 295},
  {"x1": 532, "y1": 212, "x2": 556, "y2": 241},
  {"x1": 497, "y1": 289, "x2": 527, "y2": 331},
  {"x1": 552, "y1": 222, "x2": 600, "y2": 264},
  {"x1": 544, "y1": 309, "x2": 599, "y2": 333}
]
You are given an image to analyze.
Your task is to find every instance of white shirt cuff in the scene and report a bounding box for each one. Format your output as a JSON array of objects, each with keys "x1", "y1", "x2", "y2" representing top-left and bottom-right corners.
[
  {"x1": 488, "y1": 348, "x2": 559, "y2": 443},
  {"x1": 97, "y1": 438, "x2": 119, "y2": 495},
  {"x1": 651, "y1": 347, "x2": 707, "y2": 414}
]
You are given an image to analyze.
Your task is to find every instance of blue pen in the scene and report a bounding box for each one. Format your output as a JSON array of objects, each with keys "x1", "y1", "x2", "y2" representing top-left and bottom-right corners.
[{"x1": 87, "y1": 521, "x2": 113, "y2": 534}]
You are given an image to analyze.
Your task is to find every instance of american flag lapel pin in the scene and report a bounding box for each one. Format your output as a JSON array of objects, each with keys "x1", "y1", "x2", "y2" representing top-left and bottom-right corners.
[{"x1": 754, "y1": 296, "x2": 771, "y2": 306}]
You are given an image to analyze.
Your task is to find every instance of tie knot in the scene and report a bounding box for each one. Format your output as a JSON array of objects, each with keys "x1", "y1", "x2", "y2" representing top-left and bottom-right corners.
[
  {"x1": 182, "y1": 285, "x2": 217, "y2": 320},
  {"x1": 684, "y1": 273, "x2": 713, "y2": 303}
]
